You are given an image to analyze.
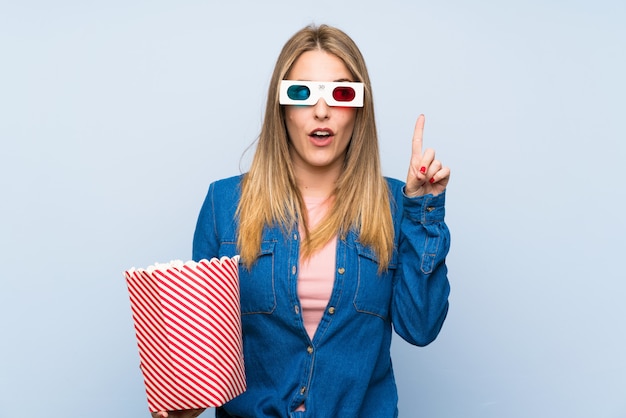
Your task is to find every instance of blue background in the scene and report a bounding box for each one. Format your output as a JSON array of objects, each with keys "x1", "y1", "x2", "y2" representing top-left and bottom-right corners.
[{"x1": 1, "y1": 1, "x2": 625, "y2": 417}]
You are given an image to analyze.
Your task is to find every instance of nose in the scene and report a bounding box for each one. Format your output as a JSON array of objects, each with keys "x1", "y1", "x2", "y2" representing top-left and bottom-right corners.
[{"x1": 313, "y1": 98, "x2": 330, "y2": 120}]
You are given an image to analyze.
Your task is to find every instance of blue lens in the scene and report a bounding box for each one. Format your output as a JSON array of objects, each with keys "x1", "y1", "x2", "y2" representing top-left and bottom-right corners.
[{"x1": 287, "y1": 85, "x2": 310, "y2": 101}]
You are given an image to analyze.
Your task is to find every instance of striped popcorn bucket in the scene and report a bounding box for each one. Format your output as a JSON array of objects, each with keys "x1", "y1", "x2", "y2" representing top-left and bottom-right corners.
[{"x1": 125, "y1": 257, "x2": 246, "y2": 412}]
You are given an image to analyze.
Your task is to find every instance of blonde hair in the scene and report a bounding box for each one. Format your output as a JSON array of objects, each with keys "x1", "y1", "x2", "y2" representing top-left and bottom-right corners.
[{"x1": 236, "y1": 24, "x2": 394, "y2": 271}]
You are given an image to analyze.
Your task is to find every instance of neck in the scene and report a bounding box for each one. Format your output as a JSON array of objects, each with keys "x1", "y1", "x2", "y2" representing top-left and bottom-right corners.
[{"x1": 293, "y1": 164, "x2": 341, "y2": 199}]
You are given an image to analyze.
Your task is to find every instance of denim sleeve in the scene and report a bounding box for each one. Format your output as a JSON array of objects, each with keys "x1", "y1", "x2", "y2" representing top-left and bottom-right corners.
[
  {"x1": 192, "y1": 182, "x2": 219, "y2": 262},
  {"x1": 391, "y1": 188, "x2": 451, "y2": 347}
]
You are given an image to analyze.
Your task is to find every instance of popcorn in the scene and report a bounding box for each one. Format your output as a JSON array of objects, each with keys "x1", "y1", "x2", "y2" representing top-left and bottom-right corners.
[{"x1": 125, "y1": 257, "x2": 245, "y2": 412}]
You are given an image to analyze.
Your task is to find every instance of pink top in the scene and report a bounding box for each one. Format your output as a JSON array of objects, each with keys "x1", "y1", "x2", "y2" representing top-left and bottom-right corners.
[{"x1": 298, "y1": 196, "x2": 337, "y2": 340}]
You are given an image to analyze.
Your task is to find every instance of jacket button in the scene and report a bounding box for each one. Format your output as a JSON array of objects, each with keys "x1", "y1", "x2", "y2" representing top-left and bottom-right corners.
[
  {"x1": 294, "y1": 305, "x2": 300, "y2": 314},
  {"x1": 328, "y1": 306, "x2": 335, "y2": 315},
  {"x1": 293, "y1": 234, "x2": 298, "y2": 240},
  {"x1": 307, "y1": 346, "x2": 313, "y2": 354},
  {"x1": 338, "y1": 267, "x2": 345, "y2": 274},
  {"x1": 426, "y1": 206, "x2": 435, "y2": 212},
  {"x1": 292, "y1": 265, "x2": 297, "y2": 274},
  {"x1": 300, "y1": 386, "x2": 306, "y2": 395}
]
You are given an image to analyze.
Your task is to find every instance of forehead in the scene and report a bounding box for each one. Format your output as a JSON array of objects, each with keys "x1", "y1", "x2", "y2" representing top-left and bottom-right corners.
[{"x1": 287, "y1": 50, "x2": 352, "y2": 81}]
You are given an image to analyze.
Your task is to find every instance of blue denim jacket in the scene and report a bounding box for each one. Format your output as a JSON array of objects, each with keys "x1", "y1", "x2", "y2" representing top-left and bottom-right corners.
[{"x1": 192, "y1": 175, "x2": 450, "y2": 418}]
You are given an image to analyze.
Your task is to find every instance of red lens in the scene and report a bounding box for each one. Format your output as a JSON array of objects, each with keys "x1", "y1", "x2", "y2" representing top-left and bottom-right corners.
[{"x1": 332, "y1": 86, "x2": 356, "y2": 102}]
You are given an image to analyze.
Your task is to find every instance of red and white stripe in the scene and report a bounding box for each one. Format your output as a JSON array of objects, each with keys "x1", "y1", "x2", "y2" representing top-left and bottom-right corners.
[{"x1": 125, "y1": 257, "x2": 246, "y2": 412}]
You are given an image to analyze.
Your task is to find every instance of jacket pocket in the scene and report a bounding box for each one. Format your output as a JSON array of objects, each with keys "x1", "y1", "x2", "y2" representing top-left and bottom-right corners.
[
  {"x1": 352, "y1": 243, "x2": 396, "y2": 320},
  {"x1": 220, "y1": 241, "x2": 277, "y2": 315}
]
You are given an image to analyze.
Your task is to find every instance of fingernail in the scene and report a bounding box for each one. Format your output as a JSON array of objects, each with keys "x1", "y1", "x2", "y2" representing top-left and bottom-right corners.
[
  {"x1": 429, "y1": 177, "x2": 435, "y2": 183},
  {"x1": 420, "y1": 166, "x2": 426, "y2": 174}
]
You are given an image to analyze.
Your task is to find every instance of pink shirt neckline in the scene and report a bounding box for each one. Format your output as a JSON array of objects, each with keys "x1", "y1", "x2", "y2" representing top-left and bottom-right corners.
[{"x1": 297, "y1": 195, "x2": 337, "y2": 340}]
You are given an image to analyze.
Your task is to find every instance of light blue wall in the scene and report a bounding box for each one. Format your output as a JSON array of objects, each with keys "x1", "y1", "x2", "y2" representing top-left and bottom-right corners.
[{"x1": 1, "y1": 1, "x2": 624, "y2": 417}]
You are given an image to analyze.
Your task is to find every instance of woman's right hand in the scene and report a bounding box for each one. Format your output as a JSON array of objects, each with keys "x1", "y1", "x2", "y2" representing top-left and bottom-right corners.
[
  {"x1": 405, "y1": 114, "x2": 450, "y2": 197},
  {"x1": 151, "y1": 408, "x2": 205, "y2": 418}
]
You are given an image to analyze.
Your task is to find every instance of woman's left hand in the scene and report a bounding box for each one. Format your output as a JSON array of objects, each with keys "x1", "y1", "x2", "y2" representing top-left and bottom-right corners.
[{"x1": 405, "y1": 114, "x2": 450, "y2": 197}]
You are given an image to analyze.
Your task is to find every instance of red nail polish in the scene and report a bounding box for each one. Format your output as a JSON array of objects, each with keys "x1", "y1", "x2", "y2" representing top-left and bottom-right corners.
[
  {"x1": 429, "y1": 177, "x2": 435, "y2": 183},
  {"x1": 420, "y1": 166, "x2": 426, "y2": 174}
]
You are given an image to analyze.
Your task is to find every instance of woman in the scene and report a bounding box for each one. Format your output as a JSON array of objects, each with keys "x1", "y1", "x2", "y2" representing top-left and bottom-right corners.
[{"x1": 155, "y1": 24, "x2": 451, "y2": 418}]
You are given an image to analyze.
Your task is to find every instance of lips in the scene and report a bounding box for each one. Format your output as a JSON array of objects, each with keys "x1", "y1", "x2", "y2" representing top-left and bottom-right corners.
[
  {"x1": 309, "y1": 128, "x2": 334, "y2": 137},
  {"x1": 308, "y1": 128, "x2": 335, "y2": 146}
]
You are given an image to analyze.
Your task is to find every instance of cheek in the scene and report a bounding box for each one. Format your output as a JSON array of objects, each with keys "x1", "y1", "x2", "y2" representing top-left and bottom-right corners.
[
  {"x1": 284, "y1": 108, "x2": 305, "y2": 131},
  {"x1": 337, "y1": 109, "x2": 357, "y2": 134},
  {"x1": 283, "y1": 109, "x2": 298, "y2": 140}
]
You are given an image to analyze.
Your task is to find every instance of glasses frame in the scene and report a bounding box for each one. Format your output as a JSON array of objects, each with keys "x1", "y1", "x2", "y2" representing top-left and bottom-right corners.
[{"x1": 279, "y1": 80, "x2": 364, "y2": 107}]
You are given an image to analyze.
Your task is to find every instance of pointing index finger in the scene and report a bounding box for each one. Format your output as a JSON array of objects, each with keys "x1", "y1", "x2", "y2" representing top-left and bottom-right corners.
[{"x1": 412, "y1": 114, "x2": 425, "y2": 159}]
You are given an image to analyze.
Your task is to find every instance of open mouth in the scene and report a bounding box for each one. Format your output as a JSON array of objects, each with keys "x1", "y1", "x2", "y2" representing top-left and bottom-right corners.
[
  {"x1": 309, "y1": 128, "x2": 334, "y2": 140},
  {"x1": 311, "y1": 131, "x2": 331, "y2": 139}
]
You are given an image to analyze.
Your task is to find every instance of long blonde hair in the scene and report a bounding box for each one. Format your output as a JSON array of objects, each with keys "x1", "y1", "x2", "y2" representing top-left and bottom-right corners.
[{"x1": 237, "y1": 24, "x2": 394, "y2": 271}]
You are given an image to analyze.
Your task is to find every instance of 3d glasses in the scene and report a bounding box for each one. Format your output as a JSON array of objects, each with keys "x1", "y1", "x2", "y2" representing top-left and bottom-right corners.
[{"x1": 279, "y1": 80, "x2": 364, "y2": 107}]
